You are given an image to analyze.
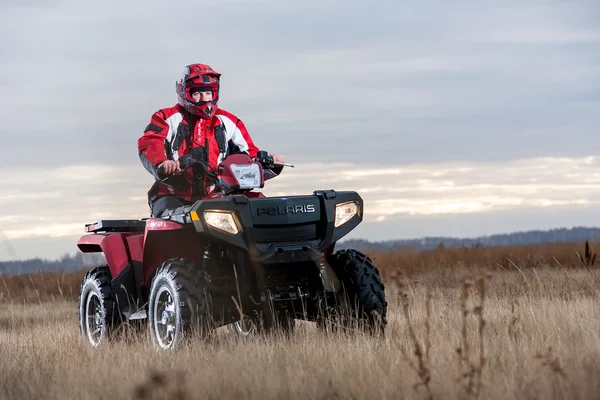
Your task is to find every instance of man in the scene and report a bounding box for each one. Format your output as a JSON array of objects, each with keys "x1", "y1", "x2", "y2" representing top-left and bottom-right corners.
[{"x1": 138, "y1": 63, "x2": 285, "y2": 217}]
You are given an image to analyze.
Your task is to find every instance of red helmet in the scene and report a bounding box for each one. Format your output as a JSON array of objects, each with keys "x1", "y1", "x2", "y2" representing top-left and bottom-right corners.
[{"x1": 176, "y1": 63, "x2": 221, "y2": 119}]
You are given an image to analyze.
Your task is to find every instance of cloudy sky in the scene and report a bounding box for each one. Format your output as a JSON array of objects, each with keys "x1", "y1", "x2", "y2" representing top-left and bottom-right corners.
[{"x1": 1, "y1": 0, "x2": 599, "y2": 260}]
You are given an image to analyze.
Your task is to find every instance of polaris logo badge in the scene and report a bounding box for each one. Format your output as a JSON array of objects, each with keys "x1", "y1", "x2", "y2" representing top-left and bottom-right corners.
[{"x1": 257, "y1": 204, "x2": 316, "y2": 216}]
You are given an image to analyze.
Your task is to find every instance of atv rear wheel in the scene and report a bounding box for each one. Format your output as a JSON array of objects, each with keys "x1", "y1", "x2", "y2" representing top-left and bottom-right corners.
[
  {"x1": 147, "y1": 258, "x2": 213, "y2": 350},
  {"x1": 321, "y1": 249, "x2": 387, "y2": 334},
  {"x1": 78, "y1": 265, "x2": 119, "y2": 347}
]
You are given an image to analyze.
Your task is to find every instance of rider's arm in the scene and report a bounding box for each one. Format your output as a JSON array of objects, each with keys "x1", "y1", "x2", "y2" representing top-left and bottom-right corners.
[
  {"x1": 138, "y1": 111, "x2": 170, "y2": 179},
  {"x1": 229, "y1": 117, "x2": 259, "y2": 158},
  {"x1": 218, "y1": 111, "x2": 283, "y2": 179},
  {"x1": 228, "y1": 119, "x2": 283, "y2": 179},
  {"x1": 217, "y1": 111, "x2": 259, "y2": 158}
]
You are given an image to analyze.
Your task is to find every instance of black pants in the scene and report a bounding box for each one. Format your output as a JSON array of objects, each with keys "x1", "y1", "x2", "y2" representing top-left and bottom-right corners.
[{"x1": 151, "y1": 196, "x2": 192, "y2": 217}]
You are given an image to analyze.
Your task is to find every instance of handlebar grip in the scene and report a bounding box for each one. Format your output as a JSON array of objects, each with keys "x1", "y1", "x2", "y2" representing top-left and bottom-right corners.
[
  {"x1": 256, "y1": 150, "x2": 269, "y2": 159},
  {"x1": 178, "y1": 155, "x2": 194, "y2": 170}
]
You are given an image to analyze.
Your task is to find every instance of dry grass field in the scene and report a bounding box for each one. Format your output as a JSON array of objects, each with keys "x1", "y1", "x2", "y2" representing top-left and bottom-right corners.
[{"x1": 1, "y1": 240, "x2": 600, "y2": 399}]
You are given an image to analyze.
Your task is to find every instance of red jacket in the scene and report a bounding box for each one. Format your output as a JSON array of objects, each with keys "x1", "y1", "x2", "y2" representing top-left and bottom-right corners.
[{"x1": 138, "y1": 104, "x2": 261, "y2": 204}]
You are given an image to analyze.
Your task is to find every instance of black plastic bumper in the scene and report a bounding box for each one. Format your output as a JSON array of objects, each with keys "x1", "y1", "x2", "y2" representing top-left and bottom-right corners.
[{"x1": 188, "y1": 189, "x2": 363, "y2": 261}]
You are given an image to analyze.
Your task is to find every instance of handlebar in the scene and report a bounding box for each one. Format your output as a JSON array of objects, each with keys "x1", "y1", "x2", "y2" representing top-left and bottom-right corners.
[
  {"x1": 157, "y1": 151, "x2": 293, "y2": 178},
  {"x1": 274, "y1": 161, "x2": 295, "y2": 168},
  {"x1": 254, "y1": 150, "x2": 294, "y2": 169},
  {"x1": 177, "y1": 155, "x2": 210, "y2": 172},
  {"x1": 157, "y1": 155, "x2": 216, "y2": 178}
]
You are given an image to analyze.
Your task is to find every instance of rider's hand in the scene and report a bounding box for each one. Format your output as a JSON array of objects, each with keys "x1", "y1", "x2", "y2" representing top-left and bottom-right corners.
[
  {"x1": 271, "y1": 154, "x2": 285, "y2": 163},
  {"x1": 158, "y1": 160, "x2": 180, "y2": 175}
]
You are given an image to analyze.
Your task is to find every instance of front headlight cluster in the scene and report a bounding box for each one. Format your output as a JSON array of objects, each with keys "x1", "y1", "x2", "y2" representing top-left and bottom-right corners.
[
  {"x1": 191, "y1": 200, "x2": 359, "y2": 234},
  {"x1": 334, "y1": 201, "x2": 359, "y2": 227},
  {"x1": 191, "y1": 210, "x2": 240, "y2": 235}
]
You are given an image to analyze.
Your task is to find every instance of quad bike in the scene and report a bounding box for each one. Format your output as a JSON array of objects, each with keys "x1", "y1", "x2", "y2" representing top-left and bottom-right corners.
[{"x1": 77, "y1": 150, "x2": 388, "y2": 349}]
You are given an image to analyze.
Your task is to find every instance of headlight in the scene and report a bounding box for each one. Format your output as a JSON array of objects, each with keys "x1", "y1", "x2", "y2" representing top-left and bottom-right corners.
[
  {"x1": 203, "y1": 210, "x2": 239, "y2": 234},
  {"x1": 230, "y1": 163, "x2": 262, "y2": 189},
  {"x1": 335, "y1": 201, "x2": 359, "y2": 227}
]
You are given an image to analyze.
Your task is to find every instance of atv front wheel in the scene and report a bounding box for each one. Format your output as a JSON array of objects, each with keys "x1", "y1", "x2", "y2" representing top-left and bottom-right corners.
[
  {"x1": 322, "y1": 249, "x2": 388, "y2": 334},
  {"x1": 147, "y1": 258, "x2": 213, "y2": 350},
  {"x1": 78, "y1": 265, "x2": 119, "y2": 347}
]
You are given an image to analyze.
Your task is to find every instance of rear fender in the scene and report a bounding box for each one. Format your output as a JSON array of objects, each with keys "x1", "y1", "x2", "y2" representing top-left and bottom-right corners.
[
  {"x1": 77, "y1": 233, "x2": 132, "y2": 278},
  {"x1": 78, "y1": 233, "x2": 145, "y2": 315}
]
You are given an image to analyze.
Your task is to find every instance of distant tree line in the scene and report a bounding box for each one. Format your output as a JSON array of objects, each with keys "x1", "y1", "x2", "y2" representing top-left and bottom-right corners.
[
  {"x1": 0, "y1": 252, "x2": 106, "y2": 276},
  {"x1": 336, "y1": 226, "x2": 600, "y2": 252},
  {"x1": 1, "y1": 226, "x2": 600, "y2": 275}
]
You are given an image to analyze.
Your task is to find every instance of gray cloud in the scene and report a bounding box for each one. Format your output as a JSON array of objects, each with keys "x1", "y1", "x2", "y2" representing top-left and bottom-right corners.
[{"x1": 2, "y1": 0, "x2": 599, "y2": 166}]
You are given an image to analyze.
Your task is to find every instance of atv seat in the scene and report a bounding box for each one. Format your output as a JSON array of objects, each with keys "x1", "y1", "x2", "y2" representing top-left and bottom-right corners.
[{"x1": 85, "y1": 219, "x2": 147, "y2": 233}]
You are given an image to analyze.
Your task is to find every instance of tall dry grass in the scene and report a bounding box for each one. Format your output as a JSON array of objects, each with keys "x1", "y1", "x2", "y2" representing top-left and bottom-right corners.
[{"x1": 1, "y1": 241, "x2": 599, "y2": 399}]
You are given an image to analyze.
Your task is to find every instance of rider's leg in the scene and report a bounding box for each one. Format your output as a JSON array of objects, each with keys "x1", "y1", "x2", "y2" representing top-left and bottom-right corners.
[{"x1": 151, "y1": 196, "x2": 189, "y2": 217}]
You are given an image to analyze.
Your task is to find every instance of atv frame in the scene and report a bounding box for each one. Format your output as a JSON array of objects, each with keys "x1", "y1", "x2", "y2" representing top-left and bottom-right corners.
[{"x1": 77, "y1": 151, "x2": 387, "y2": 349}]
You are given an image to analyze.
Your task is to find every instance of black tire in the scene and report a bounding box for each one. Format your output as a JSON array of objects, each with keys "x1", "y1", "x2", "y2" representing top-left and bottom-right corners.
[
  {"x1": 321, "y1": 249, "x2": 388, "y2": 334},
  {"x1": 147, "y1": 258, "x2": 213, "y2": 350},
  {"x1": 78, "y1": 265, "x2": 120, "y2": 347}
]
